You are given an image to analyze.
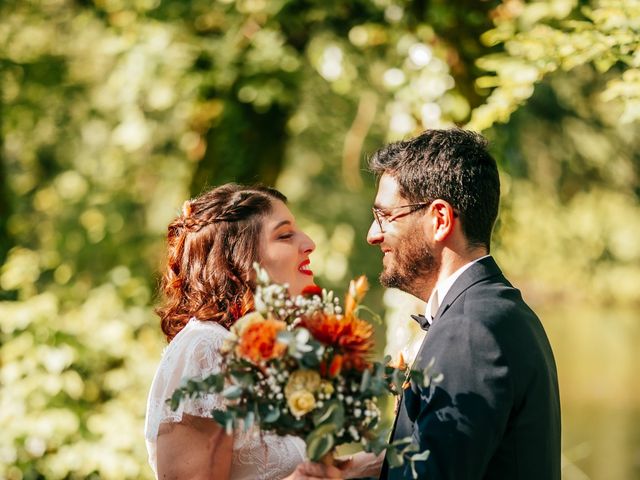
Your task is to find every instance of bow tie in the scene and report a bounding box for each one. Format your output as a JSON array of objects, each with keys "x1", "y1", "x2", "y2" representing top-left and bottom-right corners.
[{"x1": 410, "y1": 314, "x2": 431, "y2": 332}]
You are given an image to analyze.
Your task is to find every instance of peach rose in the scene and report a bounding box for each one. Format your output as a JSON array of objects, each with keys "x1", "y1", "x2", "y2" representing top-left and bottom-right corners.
[{"x1": 235, "y1": 318, "x2": 286, "y2": 364}]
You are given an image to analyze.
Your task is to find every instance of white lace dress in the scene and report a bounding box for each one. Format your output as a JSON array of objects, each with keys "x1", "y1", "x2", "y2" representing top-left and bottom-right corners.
[{"x1": 144, "y1": 318, "x2": 306, "y2": 479}]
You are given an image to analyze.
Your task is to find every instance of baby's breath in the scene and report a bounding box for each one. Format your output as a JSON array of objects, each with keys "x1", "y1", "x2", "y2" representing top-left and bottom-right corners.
[{"x1": 252, "y1": 263, "x2": 343, "y2": 325}]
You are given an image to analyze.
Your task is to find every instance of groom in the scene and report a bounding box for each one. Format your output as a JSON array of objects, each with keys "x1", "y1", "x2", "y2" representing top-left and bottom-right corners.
[{"x1": 367, "y1": 129, "x2": 561, "y2": 479}]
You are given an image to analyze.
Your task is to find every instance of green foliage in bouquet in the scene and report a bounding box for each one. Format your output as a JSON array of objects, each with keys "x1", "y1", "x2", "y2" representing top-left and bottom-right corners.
[{"x1": 169, "y1": 266, "x2": 441, "y2": 474}]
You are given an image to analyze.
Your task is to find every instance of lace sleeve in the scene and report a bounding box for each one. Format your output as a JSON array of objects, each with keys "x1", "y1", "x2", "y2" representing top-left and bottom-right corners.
[{"x1": 145, "y1": 320, "x2": 229, "y2": 443}]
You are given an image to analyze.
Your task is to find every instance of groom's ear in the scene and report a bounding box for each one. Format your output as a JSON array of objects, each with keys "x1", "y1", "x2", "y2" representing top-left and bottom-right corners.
[{"x1": 428, "y1": 199, "x2": 456, "y2": 242}]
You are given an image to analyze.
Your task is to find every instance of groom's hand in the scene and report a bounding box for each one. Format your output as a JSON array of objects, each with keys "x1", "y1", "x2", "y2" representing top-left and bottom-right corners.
[{"x1": 289, "y1": 461, "x2": 343, "y2": 479}]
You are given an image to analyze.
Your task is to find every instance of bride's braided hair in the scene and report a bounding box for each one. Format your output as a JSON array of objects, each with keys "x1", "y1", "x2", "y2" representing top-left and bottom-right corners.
[{"x1": 157, "y1": 183, "x2": 287, "y2": 342}]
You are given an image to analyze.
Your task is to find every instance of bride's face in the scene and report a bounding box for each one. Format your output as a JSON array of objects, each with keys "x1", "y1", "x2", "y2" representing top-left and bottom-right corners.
[{"x1": 258, "y1": 200, "x2": 316, "y2": 296}]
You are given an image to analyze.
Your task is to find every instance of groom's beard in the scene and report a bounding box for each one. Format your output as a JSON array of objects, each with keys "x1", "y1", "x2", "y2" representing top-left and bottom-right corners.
[{"x1": 380, "y1": 235, "x2": 437, "y2": 293}]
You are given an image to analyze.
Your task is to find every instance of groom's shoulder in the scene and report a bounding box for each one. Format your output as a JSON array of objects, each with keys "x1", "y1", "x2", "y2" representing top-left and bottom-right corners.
[
  {"x1": 437, "y1": 257, "x2": 544, "y2": 337},
  {"x1": 467, "y1": 272, "x2": 529, "y2": 308},
  {"x1": 456, "y1": 272, "x2": 540, "y2": 333}
]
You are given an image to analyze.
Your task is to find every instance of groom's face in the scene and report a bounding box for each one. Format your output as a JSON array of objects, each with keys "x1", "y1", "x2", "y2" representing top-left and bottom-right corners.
[{"x1": 367, "y1": 174, "x2": 438, "y2": 295}]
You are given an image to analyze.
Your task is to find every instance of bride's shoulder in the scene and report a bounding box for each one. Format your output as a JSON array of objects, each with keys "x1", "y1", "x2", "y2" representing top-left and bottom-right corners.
[
  {"x1": 162, "y1": 319, "x2": 230, "y2": 358},
  {"x1": 175, "y1": 318, "x2": 230, "y2": 340},
  {"x1": 156, "y1": 318, "x2": 231, "y2": 378}
]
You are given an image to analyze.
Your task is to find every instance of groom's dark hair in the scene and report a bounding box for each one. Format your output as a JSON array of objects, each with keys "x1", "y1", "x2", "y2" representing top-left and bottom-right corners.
[{"x1": 369, "y1": 128, "x2": 500, "y2": 250}]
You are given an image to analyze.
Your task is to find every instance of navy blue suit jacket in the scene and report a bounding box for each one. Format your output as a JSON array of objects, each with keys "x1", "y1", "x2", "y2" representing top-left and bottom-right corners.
[{"x1": 381, "y1": 257, "x2": 561, "y2": 480}]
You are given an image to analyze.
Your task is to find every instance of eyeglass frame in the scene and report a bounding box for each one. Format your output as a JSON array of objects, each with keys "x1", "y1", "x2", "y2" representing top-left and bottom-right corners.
[
  {"x1": 371, "y1": 201, "x2": 459, "y2": 232},
  {"x1": 371, "y1": 202, "x2": 430, "y2": 232}
]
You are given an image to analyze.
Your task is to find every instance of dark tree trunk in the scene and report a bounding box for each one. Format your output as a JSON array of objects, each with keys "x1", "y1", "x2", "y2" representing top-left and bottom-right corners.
[{"x1": 190, "y1": 97, "x2": 289, "y2": 194}]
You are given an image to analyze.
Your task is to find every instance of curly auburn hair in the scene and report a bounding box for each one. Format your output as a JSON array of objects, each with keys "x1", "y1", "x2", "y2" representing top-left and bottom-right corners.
[{"x1": 157, "y1": 183, "x2": 287, "y2": 342}]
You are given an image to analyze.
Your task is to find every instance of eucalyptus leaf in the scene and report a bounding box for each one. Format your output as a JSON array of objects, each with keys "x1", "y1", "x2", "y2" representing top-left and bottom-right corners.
[
  {"x1": 259, "y1": 403, "x2": 281, "y2": 423},
  {"x1": 222, "y1": 385, "x2": 243, "y2": 400},
  {"x1": 277, "y1": 330, "x2": 294, "y2": 345},
  {"x1": 392, "y1": 369, "x2": 405, "y2": 393},
  {"x1": 386, "y1": 447, "x2": 404, "y2": 468},
  {"x1": 244, "y1": 411, "x2": 255, "y2": 431},
  {"x1": 312, "y1": 399, "x2": 343, "y2": 427},
  {"x1": 186, "y1": 379, "x2": 200, "y2": 394},
  {"x1": 411, "y1": 450, "x2": 430, "y2": 462},
  {"x1": 169, "y1": 390, "x2": 182, "y2": 411},
  {"x1": 409, "y1": 450, "x2": 430, "y2": 479},
  {"x1": 213, "y1": 410, "x2": 231, "y2": 427},
  {"x1": 231, "y1": 372, "x2": 254, "y2": 387},
  {"x1": 359, "y1": 368, "x2": 371, "y2": 393},
  {"x1": 301, "y1": 350, "x2": 321, "y2": 368},
  {"x1": 390, "y1": 436, "x2": 413, "y2": 449},
  {"x1": 307, "y1": 433, "x2": 334, "y2": 462},
  {"x1": 204, "y1": 374, "x2": 224, "y2": 392},
  {"x1": 306, "y1": 423, "x2": 337, "y2": 462},
  {"x1": 280, "y1": 412, "x2": 307, "y2": 430}
]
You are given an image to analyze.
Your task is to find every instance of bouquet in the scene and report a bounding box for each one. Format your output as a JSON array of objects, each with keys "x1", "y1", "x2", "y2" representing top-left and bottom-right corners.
[{"x1": 169, "y1": 265, "x2": 440, "y2": 475}]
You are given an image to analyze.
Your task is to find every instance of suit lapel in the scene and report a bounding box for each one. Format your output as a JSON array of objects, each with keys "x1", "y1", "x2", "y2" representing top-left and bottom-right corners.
[{"x1": 432, "y1": 256, "x2": 503, "y2": 323}]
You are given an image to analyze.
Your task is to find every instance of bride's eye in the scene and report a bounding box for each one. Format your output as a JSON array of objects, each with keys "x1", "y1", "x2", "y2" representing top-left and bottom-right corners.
[{"x1": 278, "y1": 232, "x2": 294, "y2": 240}]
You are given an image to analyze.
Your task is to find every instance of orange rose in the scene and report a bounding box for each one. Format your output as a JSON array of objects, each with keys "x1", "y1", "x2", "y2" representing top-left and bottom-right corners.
[{"x1": 236, "y1": 318, "x2": 287, "y2": 364}]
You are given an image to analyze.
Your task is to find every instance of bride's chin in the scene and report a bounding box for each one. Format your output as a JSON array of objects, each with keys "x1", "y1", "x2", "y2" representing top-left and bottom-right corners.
[{"x1": 288, "y1": 282, "x2": 303, "y2": 297}]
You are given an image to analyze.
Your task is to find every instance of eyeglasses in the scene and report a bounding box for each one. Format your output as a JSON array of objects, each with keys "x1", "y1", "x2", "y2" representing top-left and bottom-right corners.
[{"x1": 371, "y1": 202, "x2": 430, "y2": 232}]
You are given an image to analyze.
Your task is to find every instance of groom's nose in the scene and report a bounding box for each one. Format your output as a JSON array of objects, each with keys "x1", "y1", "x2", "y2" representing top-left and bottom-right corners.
[{"x1": 367, "y1": 220, "x2": 383, "y2": 245}]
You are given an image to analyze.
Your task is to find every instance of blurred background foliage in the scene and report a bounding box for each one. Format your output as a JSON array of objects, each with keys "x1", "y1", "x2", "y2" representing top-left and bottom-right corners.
[{"x1": 1, "y1": 0, "x2": 638, "y2": 478}]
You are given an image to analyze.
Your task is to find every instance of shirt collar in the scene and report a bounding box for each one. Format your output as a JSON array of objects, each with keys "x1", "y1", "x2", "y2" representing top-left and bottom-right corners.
[{"x1": 425, "y1": 255, "x2": 490, "y2": 323}]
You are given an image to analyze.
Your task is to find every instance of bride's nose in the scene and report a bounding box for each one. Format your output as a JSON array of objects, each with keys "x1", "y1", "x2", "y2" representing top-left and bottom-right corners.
[{"x1": 300, "y1": 232, "x2": 316, "y2": 254}]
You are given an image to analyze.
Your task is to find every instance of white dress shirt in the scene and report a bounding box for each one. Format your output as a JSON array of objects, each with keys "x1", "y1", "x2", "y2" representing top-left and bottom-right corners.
[{"x1": 425, "y1": 255, "x2": 490, "y2": 324}]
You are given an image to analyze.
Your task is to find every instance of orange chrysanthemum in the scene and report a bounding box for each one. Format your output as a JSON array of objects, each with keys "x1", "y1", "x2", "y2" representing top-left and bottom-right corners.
[
  {"x1": 303, "y1": 312, "x2": 374, "y2": 371},
  {"x1": 236, "y1": 318, "x2": 287, "y2": 364}
]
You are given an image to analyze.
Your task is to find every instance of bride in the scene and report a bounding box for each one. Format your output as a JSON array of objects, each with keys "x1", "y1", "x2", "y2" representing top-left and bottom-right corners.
[{"x1": 144, "y1": 184, "x2": 342, "y2": 480}]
